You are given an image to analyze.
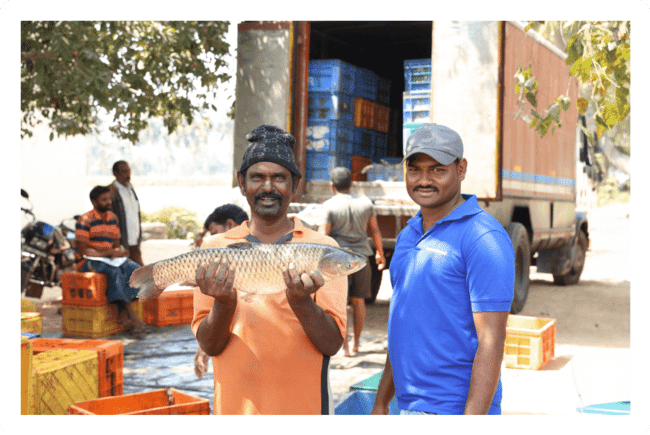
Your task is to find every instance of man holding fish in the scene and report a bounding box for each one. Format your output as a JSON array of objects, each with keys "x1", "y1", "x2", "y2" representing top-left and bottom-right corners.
[{"x1": 131, "y1": 125, "x2": 359, "y2": 414}]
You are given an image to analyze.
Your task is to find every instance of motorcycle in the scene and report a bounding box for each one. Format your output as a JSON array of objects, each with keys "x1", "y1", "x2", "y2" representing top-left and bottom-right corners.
[{"x1": 21, "y1": 189, "x2": 79, "y2": 299}]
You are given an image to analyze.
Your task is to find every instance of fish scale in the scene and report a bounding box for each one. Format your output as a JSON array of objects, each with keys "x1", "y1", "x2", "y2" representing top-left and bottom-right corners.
[{"x1": 130, "y1": 242, "x2": 367, "y2": 301}]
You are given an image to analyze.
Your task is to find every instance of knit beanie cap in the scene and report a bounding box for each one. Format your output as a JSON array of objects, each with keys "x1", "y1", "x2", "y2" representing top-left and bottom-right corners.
[{"x1": 238, "y1": 124, "x2": 302, "y2": 178}]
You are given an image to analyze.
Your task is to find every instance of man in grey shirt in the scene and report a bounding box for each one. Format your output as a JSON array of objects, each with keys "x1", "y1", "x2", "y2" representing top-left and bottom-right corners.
[{"x1": 319, "y1": 167, "x2": 386, "y2": 356}]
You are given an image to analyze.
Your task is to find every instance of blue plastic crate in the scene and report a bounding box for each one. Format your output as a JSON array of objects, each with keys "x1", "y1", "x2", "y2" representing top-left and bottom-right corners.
[
  {"x1": 404, "y1": 58, "x2": 431, "y2": 92},
  {"x1": 308, "y1": 59, "x2": 356, "y2": 95},
  {"x1": 577, "y1": 401, "x2": 630, "y2": 415},
  {"x1": 403, "y1": 91, "x2": 431, "y2": 124},
  {"x1": 306, "y1": 119, "x2": 354, "y2": 154},
  {"x1": 306, "y1": 150, "x2": 351, "y2": 170},
  {"x1": 371, "y1": 132, "x2": 388, "y2": 162},
  {"x1": 354, "y1": 67, "x2": 378, "y2": 101},
  {"x1": 335, "y1": 391, "x2": 400, "y2": 415},
  {"x1": 305, "y1": 168, "x2": 331, "y2": 181},
  {"x1": 307, "y1": 92, "x2": 354, "y2": 123},
  {"x1": 376, "y1": 76, "x2": 391, "y2": 105},
  {"x1": 352, "y1": 127, "x2": 373, "y2": 158}
]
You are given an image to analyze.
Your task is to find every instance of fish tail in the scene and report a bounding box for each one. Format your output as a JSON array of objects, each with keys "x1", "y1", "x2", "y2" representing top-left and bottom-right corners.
[{"x1": 130, "y1": 265, "x2": 163, "y2": 301}]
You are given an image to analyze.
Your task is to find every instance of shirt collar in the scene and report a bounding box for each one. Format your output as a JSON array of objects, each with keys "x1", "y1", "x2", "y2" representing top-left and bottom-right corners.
[
  {"x1": 114, "y1": 180, "x2": 132, "y2": 190},
  {"x1": 224, "y1": 215, "x2": 307, "y2": 241},
  {"x1": 410, "y1": 194, "x2": 482, "y2": 231}
]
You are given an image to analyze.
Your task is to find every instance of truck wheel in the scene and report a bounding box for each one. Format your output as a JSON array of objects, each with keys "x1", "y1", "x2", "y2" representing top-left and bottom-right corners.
[
  {"x1": 553, "y1": 230, "x2": 587, "y2": 286},
  {"x1": 507, "y1": 222, "x2": 530, "y2": 314},
  {"x1": 365, "y1": 251, "x2": 392, "y2": 305}
]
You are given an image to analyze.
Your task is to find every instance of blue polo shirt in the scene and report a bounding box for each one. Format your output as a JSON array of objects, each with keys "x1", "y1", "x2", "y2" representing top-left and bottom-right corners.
[{"x1": 388, "y1": 194, "x2": 514, "y2": 415}]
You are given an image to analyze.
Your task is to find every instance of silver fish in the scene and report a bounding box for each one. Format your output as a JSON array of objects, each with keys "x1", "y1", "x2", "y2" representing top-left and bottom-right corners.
[{"x1": 130, "y1": 242, "x2": 367, "y2": 301}]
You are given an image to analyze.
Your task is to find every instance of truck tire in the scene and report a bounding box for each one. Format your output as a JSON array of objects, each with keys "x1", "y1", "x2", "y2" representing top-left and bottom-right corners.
[
  {"x1": 365, "y1": 251, "x2": 392, "y2": 305},
  {"x1": 507, "y1": 222, "x2": 530, "y2": 314},
  {"x1": 553, "y1": 230, "x2": 587, "y2": 286}
]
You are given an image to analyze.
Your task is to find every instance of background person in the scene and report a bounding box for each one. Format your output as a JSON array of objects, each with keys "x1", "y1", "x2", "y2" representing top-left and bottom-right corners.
[
  {"x1": 109, "y1": 160, "x2": 144, "y2": 266},
  {"x1": 193, "y1": 204, "x2": 249, "y2": 379},
  {"x1": 191, "y1": 124, "x2": 348, "y2": 414},
  {"x1": 193, "y1": 204, "x2": 249, "y2": 249},
  {"x1": 75, "y1": 185, "x2": 149, "y2": 338},
  {"x1": 371, "y1": 123, "x2": 514, "y2": 415},
  {"x1": 318, "y1": 166, "x2": 386, "y2": 356}
]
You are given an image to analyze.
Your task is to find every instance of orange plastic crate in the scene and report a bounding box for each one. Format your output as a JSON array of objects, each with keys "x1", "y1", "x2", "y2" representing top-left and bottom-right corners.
[
  {"x1": 31, "y1": 338, "x2": 123, "y2": 397},
  {"x1": 67, "y1": 388, "x2": 210, "y2": 415},
  {"x1": 142, "y1": 288, "x2": 194, "y2": 326},
  {"x1": 373, "y1": 104, "x2": 390, "y2": 133},
  {"x1": 61, "y1": 272, "x2": 109, "y2": 306},
  {"x1": 351, "y1": 155, "x2": 371, "y2": 182},
  {"x1": 504, "y1": 315, "x2": 556, "y2": 370},
  {"x1": 354, "y1": 97, "x2": 376, "y2": 130},
  {"x1": 62, "y1": 301, "x2": 142, "y2": 338}
]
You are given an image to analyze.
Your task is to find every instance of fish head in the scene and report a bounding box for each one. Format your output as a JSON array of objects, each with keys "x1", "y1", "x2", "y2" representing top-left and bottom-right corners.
[{"x1": 318, "y1": 247, "x2": 367, "y2": 279}]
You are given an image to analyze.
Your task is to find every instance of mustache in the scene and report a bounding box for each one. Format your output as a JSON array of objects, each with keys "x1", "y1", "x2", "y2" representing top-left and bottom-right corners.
[
  {"x1": 414, "y1": 185, "x2": 439, "y2": 192},
  {"x1": 254, "y1": 192, "x2": 283, "y2": 202}
]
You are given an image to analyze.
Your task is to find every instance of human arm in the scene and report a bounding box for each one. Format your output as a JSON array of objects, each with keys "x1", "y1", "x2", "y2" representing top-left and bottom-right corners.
[
  {"x1": 194, "y1": 346, "x2": 210, "y2": 379},
  {"x1": 75, "y1": 239, "x2": 129, "y2": 259},
  {"x1": 282, "y1": 263, "x2": 344, "y2": 356},
  {"x1": 464, "y1": 310, "x2": 509, "y2": 414},
  {"x1": 194, "y1": 258, "x2": 238, "y2": 356},
  {"x1": 193, "y1": 227, "x2": 208, "y2": 249},
  {"x1": 368, "y1": 215, "x2": 386, "y2": 271},
  {"x1": 371, "y1": 353, "x2": 396, "y2": 414}
]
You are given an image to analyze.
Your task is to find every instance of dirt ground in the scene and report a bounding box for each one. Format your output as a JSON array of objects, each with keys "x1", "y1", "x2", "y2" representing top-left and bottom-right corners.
[{"x1": 30, "y1": 202, "x2": 632, "y2": 413}]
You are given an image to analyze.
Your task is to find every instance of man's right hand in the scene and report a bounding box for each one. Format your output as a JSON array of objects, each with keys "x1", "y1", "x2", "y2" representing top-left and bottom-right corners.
[{"x1": 195, "y1": 258, "x2": 237, "y2": 306}]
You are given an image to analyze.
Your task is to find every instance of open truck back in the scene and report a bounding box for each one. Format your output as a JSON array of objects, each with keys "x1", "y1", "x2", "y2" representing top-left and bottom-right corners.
[{"x1": 233, "y1": 21, "x2": 591, "y2": 313}]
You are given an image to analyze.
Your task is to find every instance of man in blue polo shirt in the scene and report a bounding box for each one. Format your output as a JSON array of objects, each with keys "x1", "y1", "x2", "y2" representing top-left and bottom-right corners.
[{"x1": 371, "y1": 124, "x2": 514, "y2": 415}]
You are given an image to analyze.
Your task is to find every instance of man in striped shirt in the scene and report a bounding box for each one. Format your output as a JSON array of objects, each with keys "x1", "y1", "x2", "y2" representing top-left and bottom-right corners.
[{"x1": 75, "y1": 185, "x2": 148, "y2": 337}]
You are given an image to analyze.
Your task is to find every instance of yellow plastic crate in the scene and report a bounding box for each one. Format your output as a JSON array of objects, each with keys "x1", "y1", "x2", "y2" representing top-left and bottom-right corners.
[
  {"x1": 30, "y1": 349, "x2": 98, "y2": 415},
  {"x1": 504, "y1": 315, "x2": 556, "y2": 370},
  {"x1": 21, "y1": 299, "x2": 37, "y2": 313},
  {"x1": 21, "y1": 336, "x2": 34, "y2": 415},
  {"x1": 21, "y1": 312, "x2": 42, "y2": 334},
  {"x1": 62, "y1": 301, "x2": 142, "y2": 338}
]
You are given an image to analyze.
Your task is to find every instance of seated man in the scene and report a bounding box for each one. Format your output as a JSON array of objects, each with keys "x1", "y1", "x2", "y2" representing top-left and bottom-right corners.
[
  {"x1": 193, "y1": 204, "x2": 249, "y2": 379},
  {"x1": 75, "y1": 185, "x2": 148, "y2": 338}
]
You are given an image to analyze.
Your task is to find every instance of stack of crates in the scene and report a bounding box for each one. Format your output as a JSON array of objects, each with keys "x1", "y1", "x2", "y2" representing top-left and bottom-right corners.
[
  {"x1": 403, "y1": 58, "x2": 432, "y2": 153},
  {"x1": 31, "y1": 338, "x2": 124, "y2": 398},
  {"x1": 307, "y1": 59, "x2": 391, "y2": 181},
  {"x1": 353, "y1": 69, "x2": 390, "y2": 166},
  {"x1": 307, "y1": 60, "x2": 356, "y2": 181},
  {"x1": 60, "y1": 272, "x2": 143, "y2": 338}
]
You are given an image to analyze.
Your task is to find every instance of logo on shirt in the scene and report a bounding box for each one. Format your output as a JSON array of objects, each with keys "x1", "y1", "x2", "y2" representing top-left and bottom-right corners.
[{"x1": 425, "y1": 247, "x2": 447, "y2": 255}]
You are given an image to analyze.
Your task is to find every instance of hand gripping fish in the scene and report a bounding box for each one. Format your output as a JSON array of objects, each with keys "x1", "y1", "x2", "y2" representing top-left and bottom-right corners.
[{"x1": 130, "y1": 242, "x2": 367, "y2": 301}]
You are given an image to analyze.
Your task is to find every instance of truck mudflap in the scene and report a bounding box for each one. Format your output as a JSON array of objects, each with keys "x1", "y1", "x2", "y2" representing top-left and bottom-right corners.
[{"x1": 537, "y1": 213, "x2": 589, "y2": 285}]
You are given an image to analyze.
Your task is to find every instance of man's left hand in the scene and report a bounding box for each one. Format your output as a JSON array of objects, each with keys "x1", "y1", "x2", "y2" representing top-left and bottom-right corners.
[{"x1": 282, "y1": 263, "x2": 324, "y2": 303}]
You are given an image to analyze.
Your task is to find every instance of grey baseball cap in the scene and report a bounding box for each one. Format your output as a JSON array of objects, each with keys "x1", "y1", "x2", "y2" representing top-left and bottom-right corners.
[{"x1": 402, "y1": 123, "x2": 464, "y2": 165}]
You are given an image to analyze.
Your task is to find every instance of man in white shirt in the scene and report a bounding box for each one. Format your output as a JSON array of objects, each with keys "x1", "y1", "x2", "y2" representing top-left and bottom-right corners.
[{"x1": 109, "y1": 160, "x2": 144, "y2": 266}]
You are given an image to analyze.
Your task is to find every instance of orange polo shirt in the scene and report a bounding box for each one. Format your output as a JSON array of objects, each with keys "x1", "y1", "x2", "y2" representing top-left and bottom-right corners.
[{"x1": 191, "y1": 217, "x2": 347, "y2": 415}]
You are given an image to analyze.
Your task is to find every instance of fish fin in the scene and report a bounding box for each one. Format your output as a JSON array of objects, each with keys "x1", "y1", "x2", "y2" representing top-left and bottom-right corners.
[{"x1": 130, "y1": 265, "x2": 164, "y2": 301}]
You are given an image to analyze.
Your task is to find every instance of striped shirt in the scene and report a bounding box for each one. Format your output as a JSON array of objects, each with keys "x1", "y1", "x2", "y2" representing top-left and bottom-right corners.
[{"x1": 75, "y1": 209, "x2": 121, "y2": 270}]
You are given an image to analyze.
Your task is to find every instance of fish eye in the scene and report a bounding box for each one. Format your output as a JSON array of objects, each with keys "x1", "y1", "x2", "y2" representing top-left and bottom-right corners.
[{"x1": 346, "y1": 262, "x2": 352, "y2": 268}]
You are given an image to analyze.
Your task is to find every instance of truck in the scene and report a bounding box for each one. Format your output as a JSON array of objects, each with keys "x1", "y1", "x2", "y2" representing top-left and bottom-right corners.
[{"x1": 232, "y1": 21, "x2": 593, "y2": 313}]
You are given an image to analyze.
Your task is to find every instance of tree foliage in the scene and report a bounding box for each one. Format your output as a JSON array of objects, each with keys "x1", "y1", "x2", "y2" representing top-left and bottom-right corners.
[
  {"x1": 515, "y1": 21, "x2": 630, "y2": 139},
  {"x1": 21, "y1": 21, "x2": 231, "y2": 144}
]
